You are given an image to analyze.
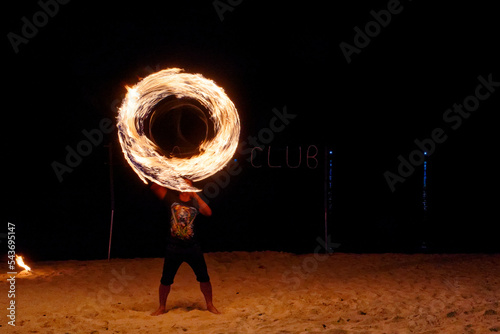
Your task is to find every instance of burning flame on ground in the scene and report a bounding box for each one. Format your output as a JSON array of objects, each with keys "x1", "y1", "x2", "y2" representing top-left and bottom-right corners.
[
  {"x1": 117, "y1": 68, "x2": 240, "y2": 192},
  {"x1": 16, "y1": 255, "x2": 31, "y2": 272}
]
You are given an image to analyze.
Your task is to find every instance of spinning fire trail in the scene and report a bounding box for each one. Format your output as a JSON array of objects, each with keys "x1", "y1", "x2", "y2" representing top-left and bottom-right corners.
[{"x1": 116, "y1": 68, "x2": 240, "y2": 192}]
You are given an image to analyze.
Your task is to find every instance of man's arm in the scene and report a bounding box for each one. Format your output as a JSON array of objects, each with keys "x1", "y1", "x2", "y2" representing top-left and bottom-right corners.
[
  {"x1": 192, "y1": 192, "x2": 212, "y2": 217},
  {"x1": 150, "y1": 183, "x2": 168, "y2": 200}
]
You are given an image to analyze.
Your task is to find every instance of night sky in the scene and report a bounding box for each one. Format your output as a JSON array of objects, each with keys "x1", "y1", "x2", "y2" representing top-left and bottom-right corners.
[{"x1": 5, "y1": 1, "x2": 499, "y2": 261}]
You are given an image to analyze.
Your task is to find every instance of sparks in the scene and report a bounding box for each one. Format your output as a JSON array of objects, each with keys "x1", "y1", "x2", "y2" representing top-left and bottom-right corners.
[
  {"x1": 16, "y1": 255, "x2": 31, "y2": 272},
  {"x1": 117, "y1": 68, "x2": 240, "y2": 192}
]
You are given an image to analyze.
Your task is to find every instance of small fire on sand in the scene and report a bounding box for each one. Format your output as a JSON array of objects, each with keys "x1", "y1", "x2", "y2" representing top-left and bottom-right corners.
[{"x1": 16, "y1": 255, "x2": 31, "y2": 272}]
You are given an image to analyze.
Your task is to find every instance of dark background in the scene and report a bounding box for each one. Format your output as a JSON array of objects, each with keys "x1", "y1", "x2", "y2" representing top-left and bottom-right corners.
[{"x1": 4, "y1": 0, "x2": 499, "y2": 261}]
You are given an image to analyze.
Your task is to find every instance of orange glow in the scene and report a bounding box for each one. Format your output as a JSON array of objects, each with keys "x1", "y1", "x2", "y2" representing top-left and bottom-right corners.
[
  {"x1": 117, "y1": 68, "x2": 240, "y2": 192},
  {"x1": 16, "y1": 255, "x2": 31, "y2": 272}
]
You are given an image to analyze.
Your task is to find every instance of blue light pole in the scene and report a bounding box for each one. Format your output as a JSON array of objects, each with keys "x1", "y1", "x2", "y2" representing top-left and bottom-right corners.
[
  {"x1": 323, "y1": 147, "x2": 335, "y2": 253},
  {"x1": 423, "y1": 151, "x2": 428, "y2": 216},
  {"x1": 421, "y1": 151, "x2": 428, "y2": 251}
]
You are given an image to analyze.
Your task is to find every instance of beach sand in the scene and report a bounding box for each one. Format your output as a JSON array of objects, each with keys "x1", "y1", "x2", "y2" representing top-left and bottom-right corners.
[{"x1": 2, "y1": 252, "x2": 499, "y2": 333}]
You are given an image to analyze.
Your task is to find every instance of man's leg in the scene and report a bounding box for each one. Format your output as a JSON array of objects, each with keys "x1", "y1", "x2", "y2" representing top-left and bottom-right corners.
[
  {"x1": 186, "y1": 248, "x2": 220, "y2": 314},
  {"x1": 151, "y1": 283, "x2": 171, "y2": 316},
  {"x1": 200, "y1": 281, "x2": 220, "y2": 314},
  {"x1": 152, "y1": 248, "x2": 182, "y2": 316}
]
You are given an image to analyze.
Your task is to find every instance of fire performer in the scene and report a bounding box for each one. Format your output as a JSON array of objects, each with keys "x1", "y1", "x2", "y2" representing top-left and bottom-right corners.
[{"x1": 150, "y1": 179, "x2": 220, "y2": 315}]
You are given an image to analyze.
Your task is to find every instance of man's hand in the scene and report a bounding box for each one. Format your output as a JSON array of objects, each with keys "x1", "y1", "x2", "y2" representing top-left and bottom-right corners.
[
  {"x1": 151, "y1": 183, "x2": 168, "y2": 199},
  {"x1": 181, "y1": 179, "x2": 212, "y2": 216},
  {"x1": 191, "y1": 192, "x2": 212, "y2": 217}
]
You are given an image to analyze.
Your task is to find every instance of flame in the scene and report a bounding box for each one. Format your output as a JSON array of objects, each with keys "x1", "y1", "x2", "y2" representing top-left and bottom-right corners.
[
  {"x1": 16, "y1": 255, "x2": 31, "y2": 272},
  {"x1": 116, "y1": 68, "x2": 240, "y2": 192}
]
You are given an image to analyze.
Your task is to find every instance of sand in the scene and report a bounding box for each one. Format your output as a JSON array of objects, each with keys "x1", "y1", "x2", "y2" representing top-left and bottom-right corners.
[{"x1": 2, "y1": 252, "x2": 499, "y2": 333}]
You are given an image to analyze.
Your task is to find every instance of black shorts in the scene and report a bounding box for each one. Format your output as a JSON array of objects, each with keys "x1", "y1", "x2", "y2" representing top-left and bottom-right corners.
[{"x1": 160, "y1": 243, "x2": 210, "y2": 286}]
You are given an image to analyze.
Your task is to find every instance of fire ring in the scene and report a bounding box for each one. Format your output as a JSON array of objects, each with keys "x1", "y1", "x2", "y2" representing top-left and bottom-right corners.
[{"x1": 117, "y1": 68, "x2": 240, "y2": 192}]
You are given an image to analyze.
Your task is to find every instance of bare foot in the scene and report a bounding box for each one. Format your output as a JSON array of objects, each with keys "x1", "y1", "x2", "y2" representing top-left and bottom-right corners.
[
  {"x1": 151, "y1": 307, "x2": 166, "y2": 316},
  {"x1": 207, "y1": 303, "x2": 220, "y2": 314}
]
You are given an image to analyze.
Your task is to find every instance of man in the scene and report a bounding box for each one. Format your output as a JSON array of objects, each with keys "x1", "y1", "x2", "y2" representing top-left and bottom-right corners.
[{"x1": 150, "y1": 180, "x2": 220, "y2": 315}]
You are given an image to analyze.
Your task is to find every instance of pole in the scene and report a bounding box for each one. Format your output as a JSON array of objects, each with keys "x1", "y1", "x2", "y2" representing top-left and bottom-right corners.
[
  {"x1": 324, "y1": 146, "x2": 329, "y2": 253},
  {"x1": 423, "y1": 152, "x2": 428, "y2": 219},
  {"x1": 107, "y1": 142, "x2": 115, "y2": 261},
  {"x1": 108, "y1": 209, "x2": 114, "y2": 260},
  {"x1": 323, "y1": 147, "x2": 336, "y2": 253},
  {"x1": 420, "y1": 151, "x2": 428, "y2": 251}
]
